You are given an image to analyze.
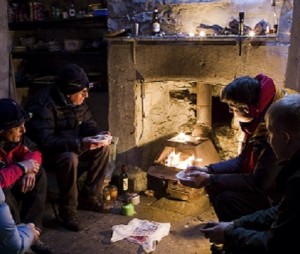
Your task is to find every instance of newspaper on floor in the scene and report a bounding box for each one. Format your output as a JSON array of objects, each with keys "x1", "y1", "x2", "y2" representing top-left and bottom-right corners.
[{"x1": 111, "y1": 218, "x2": 171, "y2": 253}]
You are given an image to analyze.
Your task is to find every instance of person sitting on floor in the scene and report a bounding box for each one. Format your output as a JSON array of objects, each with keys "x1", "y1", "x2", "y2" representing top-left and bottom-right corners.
[
  {"x1": 25, "y1": 63, "x2": 112, "y2": 232},
  {"x1": 179, "y1": 74, "x2": 297, "y2": 221},
  {"x1": 200, "y1": 94, "x2": 300, "y2": 254},
  {"x1": 0, "y1": 98, "x2": 52, "y2": 254},
  {"x1": 0, "y1": 186, "x2": 40, "y2": 254}
]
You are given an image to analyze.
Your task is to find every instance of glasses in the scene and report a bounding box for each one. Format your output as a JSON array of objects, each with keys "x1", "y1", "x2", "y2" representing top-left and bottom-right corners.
[
  {"x1": 79, "y1": 89, "x2": 89, "y2": 96},
  {"x1": 68, "y1": 82, "x2": 94, "y2": 90}
]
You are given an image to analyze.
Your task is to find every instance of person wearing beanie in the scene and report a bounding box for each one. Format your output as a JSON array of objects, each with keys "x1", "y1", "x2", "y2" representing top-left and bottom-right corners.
[
  {"x1": 0, "y1": 98, "x2": 52, "y2": 254},
  {"x1": 25, "y1": 64, "x2": 112, "y2": 232}
]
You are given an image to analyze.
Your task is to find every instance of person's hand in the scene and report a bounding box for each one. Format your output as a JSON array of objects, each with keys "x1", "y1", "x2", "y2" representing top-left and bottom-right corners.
[
  {"x1": 27, "y1": 223, "x2": 40, "y2": 243},
  {"x1": 185, "y1": 165, "x2": 209, "y2": 174},
  {"x1": 21, "y1": 173, "x2": 36, "y2": 193},
  {"x1": 20, "y1": 159, "x2": 40, "y2": 174},
  {"x1": 200, "y1": 221, "x2": 233, "y2": 244},
  {"x1": 99, "y1": 131, "x2": 111, "y2": 136},
  {"x1": 82, "y1": 134, "x2": 112, "y2": 150},
  {"x1": 179, "y1": 171, "x2": 210, "y2": 188}
]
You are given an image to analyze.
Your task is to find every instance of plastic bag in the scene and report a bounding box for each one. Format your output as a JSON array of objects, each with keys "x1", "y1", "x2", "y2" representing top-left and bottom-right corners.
[{"x1": 111, "y1": 218, "x2": 171, "y2": 253}]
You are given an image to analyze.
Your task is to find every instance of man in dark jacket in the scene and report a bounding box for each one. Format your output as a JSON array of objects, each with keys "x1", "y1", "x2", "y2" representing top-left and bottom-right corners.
[
  {"x1": 200, "y1": 94, "x2": 300, "y2": 254},
  {"x1": 25, "y1": 64, "x2": 111, "y2": 232},
  {"x1": 0, "y1": 98, "x2": 51, "y2": 254},
  {"x1": 179, "y1": 74, "x2": 297, "y2": 221}
]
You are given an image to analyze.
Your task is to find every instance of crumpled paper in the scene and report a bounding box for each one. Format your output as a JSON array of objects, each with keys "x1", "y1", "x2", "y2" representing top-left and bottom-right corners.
[{"x1": 111, "y1": 218, "x2": 171, "y2": 253}]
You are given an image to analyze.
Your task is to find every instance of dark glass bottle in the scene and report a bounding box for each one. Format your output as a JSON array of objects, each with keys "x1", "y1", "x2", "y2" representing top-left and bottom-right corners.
[
  {"x1": 68, "y1": 1, "x2": 76, "y2": 18},
  {"x1": 118, "y1": 165, "x2": 129, "y2": 197},
  {"x1": 151, "y1": 7, "x2": 160, "y2": 36}
]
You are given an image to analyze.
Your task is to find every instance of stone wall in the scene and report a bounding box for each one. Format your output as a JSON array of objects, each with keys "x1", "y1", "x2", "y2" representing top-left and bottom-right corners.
[{"x1": 286, "y1": 0, "x2": 300, "y2": 91}]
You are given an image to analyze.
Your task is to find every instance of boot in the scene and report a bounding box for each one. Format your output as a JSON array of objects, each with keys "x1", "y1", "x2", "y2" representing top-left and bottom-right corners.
[{"x1": 59, "y1": 208, "x2": 83, "y2": 232}]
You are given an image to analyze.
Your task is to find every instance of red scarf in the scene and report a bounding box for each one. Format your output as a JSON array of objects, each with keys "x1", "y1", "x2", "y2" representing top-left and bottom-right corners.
[{"x1": 240, "y1": 73, "x2": 276, "y2": 172}]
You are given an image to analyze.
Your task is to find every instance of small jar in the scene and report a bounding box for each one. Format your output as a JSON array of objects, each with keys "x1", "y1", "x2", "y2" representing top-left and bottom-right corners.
[
  {"x1": 102, "y1": 186, "x2": 111, "y2": 213},
  {"x1": 109, "y1": 185, "x2": 118, "y2": 202}
]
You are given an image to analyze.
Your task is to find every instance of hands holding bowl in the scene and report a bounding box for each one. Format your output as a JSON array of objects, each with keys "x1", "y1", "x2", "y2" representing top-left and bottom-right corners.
[
  {"x1": 176, "y1": 165, "x2": 210, "y2": 188},
  {"x1": 82, "y1": 132, "x2": 113, "y2": 150}
]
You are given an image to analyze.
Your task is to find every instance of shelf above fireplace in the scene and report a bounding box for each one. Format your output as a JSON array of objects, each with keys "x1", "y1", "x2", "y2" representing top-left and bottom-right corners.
[{"x1": 106, "y1": 34, "x2": 278, "y2": 45}]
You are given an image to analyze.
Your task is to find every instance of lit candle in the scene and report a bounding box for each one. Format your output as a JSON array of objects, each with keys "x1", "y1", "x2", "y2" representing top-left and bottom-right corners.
[
  {"x1": 249, "y1": 31, "x2": 255, "y2": 37},
  {"x1": 177, "y1": 131, "x2": 186, "y2": 140},
  {"x1": 199, "y1": 31, "x2": 206, "y2": 37}
]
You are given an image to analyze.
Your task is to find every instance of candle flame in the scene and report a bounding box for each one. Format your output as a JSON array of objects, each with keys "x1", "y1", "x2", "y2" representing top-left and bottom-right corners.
[
  {"x1": 249, "y1": 31, "x2": 255, "y2": 37},
  {"x1": 199, "y1": 31, "x2": 206, "y2": 37}
]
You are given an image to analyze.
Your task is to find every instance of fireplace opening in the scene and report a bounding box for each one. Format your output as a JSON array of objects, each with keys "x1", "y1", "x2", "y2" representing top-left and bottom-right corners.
[{"x1": 146, "y1": 85, "x2": 238, "y2": 200}]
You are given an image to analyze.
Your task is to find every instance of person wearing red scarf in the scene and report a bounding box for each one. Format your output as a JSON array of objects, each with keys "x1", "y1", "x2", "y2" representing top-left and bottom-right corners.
[{"x1": 179, "y1": 74, "x2": 297, "y2": 222}]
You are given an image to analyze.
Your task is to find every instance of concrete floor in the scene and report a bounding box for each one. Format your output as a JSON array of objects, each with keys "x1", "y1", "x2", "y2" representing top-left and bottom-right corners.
[{"x1": 40, "y1": 191, "x2": 217, "y2": 254}]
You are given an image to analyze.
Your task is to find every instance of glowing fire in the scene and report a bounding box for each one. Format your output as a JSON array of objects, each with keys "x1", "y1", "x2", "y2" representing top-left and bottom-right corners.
[
  {"x1": 163, "y1": 131, "x2": 204, "y2": 169},
  {"x1": 165, "y1": 151, "x2": 199, "y2": 170}
]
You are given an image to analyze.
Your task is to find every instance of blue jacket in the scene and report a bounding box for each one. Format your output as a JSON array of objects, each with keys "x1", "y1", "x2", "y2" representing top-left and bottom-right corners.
[{"x1": 0, "y1": 187, "x2": 34, "y2": 254}]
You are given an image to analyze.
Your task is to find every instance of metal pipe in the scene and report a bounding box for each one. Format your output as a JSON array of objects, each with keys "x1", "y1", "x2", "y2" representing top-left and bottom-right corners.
[{"x1": 196, "y1": 82, "x2": 212, "y2": 127}]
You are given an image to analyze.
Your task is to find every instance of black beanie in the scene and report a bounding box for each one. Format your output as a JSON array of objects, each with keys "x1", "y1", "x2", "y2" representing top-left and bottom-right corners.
[
  {"x1": 0, "y1": 98, "x2": 28, "y2": 130},
  {"x1": 58, "y1": 64, "x2": 89, "y2": 95}
]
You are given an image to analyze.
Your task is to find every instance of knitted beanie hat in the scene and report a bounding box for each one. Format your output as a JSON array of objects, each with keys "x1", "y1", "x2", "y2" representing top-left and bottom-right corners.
[{"x1": 58, "y1": 64, "x2": 90, "y2": 95}]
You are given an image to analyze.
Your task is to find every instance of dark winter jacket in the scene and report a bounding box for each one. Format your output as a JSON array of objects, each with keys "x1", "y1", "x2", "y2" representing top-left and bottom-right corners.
[
  {"x1": 224, "y1": 149, "x2": 300, "y2": 254},
  {"x1": 25, "y1": 85, "x2": 101, "y2": 155}
]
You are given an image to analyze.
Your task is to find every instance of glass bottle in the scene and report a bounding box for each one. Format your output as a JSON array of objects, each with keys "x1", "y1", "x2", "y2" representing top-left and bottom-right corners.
[
  {"x1": 68, "y1": 1, "x2": 76, "y2": 18},
  {"x1": 118, "y1": 165, "x2": 128, "y2": 197},
  {"x1": 102, "y1": 186, "x2": 111, "y2": 213},
  {"x1": 109, "y1": 184, "x2": 118, "y2": 202},
  {"x1": 151, "y1": 7, "x2": 160, "y2": 36}
]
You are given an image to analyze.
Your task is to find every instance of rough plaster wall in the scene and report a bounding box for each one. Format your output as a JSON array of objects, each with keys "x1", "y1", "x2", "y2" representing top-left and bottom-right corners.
[
  {"x1": 286, "y1": 0, "x2": 300, "y2": 91},
  {"x1": 136, "y1": 81, "x2": 196, "y2": 144},
  {"x1": 0, "y1": 1, "x2": 10, "y2": 98}
]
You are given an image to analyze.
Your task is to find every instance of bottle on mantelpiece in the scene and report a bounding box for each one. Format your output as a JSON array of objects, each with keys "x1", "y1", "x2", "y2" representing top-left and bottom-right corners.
[
  {"x1": 151, "y1": 7, "x2": 161, "y2": 36},
  {"x1": 118, "y1": 165, "x2": 129, "y2": 197},
  {"x1": 68, "y1": 1, "x2": 76, "y2": 18}
]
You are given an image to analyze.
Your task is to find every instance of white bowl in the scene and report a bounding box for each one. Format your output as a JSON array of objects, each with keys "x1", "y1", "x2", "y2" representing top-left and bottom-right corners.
[{"x1": 176, "y1": 171, "x2": 195, "y2": 181}]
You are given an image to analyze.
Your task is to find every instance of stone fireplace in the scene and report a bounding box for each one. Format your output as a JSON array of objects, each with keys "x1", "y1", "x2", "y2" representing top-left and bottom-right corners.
[
  {"x1": 107, "y1": 37, "x2": 288, "y2": 171},
  {"x1": 106, "y1": 0, "x2": 293, "y2": 172}
]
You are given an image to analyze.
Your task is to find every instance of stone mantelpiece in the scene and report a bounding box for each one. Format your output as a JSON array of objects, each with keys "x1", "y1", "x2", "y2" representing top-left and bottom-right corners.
[{"x1": 107, "y1": 37, "x2": 288, "y2": 171}]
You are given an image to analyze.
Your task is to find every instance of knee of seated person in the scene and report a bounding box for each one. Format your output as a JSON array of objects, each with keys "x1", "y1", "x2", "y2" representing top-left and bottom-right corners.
[
  {"x1": 102, "y1": 145, "x2": 110, "y2": 154},
  {"x1": 94, "y1": 145, "x2": 110, "y2": 156},
  {"x1": 215, "y1": 191, "x2": 236, "y2": 205},
  {"x1": 61, "y1": 152, "x2": 79, "y2": 163}
]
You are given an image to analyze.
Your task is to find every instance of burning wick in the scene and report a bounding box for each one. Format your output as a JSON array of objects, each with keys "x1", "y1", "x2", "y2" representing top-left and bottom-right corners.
[
  {"x1": 199, "y1": 31, "x2": 206, "y2": 37},
  {"x1": 177, "y1": 131, "x2": 186, "y2": 141},
  {"x1": 195, "y1": 158, "x2": 203, "y2": 163},
  {"x1": 249, "y1": 31, "x2": 255, "y2": 37}
]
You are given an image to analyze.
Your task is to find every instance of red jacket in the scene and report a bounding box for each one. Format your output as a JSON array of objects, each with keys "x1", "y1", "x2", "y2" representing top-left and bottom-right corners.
[{"x1": 0, "y1": 138, "x2": 42, "y2": 189}]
